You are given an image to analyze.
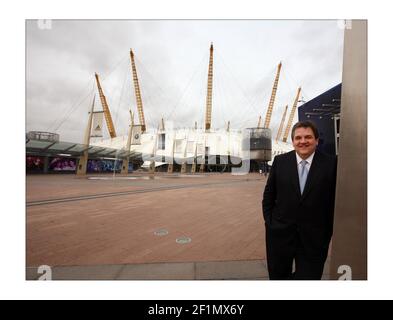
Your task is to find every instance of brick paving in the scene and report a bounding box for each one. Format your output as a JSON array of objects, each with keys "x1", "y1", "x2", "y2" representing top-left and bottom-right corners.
[{"x1": 26, "y1": 173, "x2": 267, "y2": 268}]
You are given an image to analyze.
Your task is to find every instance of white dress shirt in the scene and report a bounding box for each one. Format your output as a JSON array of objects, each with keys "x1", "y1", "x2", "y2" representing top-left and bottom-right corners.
[{"x1": 296, "y1": 151, "x2": 315, "y2": 177}]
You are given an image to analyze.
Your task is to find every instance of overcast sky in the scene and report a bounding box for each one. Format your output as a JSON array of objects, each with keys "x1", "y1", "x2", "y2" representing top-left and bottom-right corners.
[{"x1": 26, "y1": 20, "x2": 344, "y2": 143}]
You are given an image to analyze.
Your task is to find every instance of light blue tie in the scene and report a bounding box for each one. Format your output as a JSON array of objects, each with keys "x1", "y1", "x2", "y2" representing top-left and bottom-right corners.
[{"x1": 299, "y1": 160, "x2": 308, "y2": 194}]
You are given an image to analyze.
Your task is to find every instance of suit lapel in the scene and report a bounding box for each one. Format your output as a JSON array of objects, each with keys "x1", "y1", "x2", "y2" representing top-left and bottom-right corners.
[
  {"x1": 301, "y1": 150, "x2": 323, "y2": 200},
  {"x1": 289, "y1": 151, "x2": 302, "y2": 198}
]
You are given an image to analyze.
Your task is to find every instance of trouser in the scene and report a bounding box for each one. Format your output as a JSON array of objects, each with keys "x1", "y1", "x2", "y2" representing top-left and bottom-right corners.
[{"x1": 265, "y1": 225, "x2": 327, "y2": 280}]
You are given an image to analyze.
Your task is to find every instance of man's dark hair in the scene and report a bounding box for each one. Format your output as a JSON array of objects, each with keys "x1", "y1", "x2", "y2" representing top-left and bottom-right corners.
[{"x1": 291, "y1": 121, "x2": 319, "y2": 140}]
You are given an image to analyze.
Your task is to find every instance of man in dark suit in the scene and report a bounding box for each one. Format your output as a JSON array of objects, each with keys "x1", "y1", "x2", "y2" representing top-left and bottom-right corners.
[{"x1": 263, "y1": 121, "x2": 337, "y2": 280}]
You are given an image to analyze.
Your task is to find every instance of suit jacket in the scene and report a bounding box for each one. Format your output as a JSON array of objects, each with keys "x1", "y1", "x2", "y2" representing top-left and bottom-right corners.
[{"x1": 263, "y1": 149, "x2": 337, "y2": 257}]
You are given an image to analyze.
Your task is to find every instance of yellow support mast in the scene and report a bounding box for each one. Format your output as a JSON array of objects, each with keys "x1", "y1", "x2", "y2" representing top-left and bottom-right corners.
[
  {"x1": 191, "y1": 143, "x2": 198, "y2": 174},
  {"x1": 205, "y1": 43, "x2": 214, "y2": 131},
  {"x1": 77, "y1": 95, "x2": 95, "y2": 176},
  {"x1": 282, "y1": 87, "x2": 301, "y2": 143},
  {"x1": 257, "y1": 116, "x2": 262, "y2": 128},
  {"x1": 275, "y1": 105, "x2": 288, "y2": 142},
  {"x1": 264, "y1": 62, "x2": 282, "y2": 128},
  {"x1": 120, "y1": 110, "x2": 134, "y2": 175},
  {"x1": 130, "y1": 49, "x2": 147, "y2": 133},
  {"x1": 167, "y1": 138, "x2": 175, "y2": 174},
  {"x1": 95, "y1": 73, "x2": 117, "y2": 138}
]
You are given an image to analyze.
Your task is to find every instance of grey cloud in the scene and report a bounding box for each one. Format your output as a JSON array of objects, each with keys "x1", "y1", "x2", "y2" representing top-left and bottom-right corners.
[{"x1": 26, "y1": 20, "x2": 344, "y2": 142}]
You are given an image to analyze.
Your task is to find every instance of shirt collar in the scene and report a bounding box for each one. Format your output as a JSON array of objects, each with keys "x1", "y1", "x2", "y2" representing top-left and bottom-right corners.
[{"x1": 296, "y1": 151, "x2": 315, "y2": 165}]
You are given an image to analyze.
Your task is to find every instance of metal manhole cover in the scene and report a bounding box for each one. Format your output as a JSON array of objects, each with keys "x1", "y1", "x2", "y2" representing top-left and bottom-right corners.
[
  {"x1": 154, "y1": 229, "x2": 169, "y2": 236},
  {"x1": 176, "y1": 237, "x2": 192, "y2": 244}
]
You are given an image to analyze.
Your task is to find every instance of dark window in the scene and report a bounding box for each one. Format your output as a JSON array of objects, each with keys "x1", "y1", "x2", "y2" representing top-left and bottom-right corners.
[{"x1": 158, "y1": 134, "x2": 165, "y2": 150}]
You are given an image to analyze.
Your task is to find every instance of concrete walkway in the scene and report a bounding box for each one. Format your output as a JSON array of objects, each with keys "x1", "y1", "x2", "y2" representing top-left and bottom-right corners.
[{"x1": 26, "y1": 258, "x2": 331, "y2": 280}]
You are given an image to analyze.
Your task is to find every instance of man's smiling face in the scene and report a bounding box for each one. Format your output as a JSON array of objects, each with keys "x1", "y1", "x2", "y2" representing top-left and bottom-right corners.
[{"x1": 292, "y1": 127, "x2": 319, "y2": 159}]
